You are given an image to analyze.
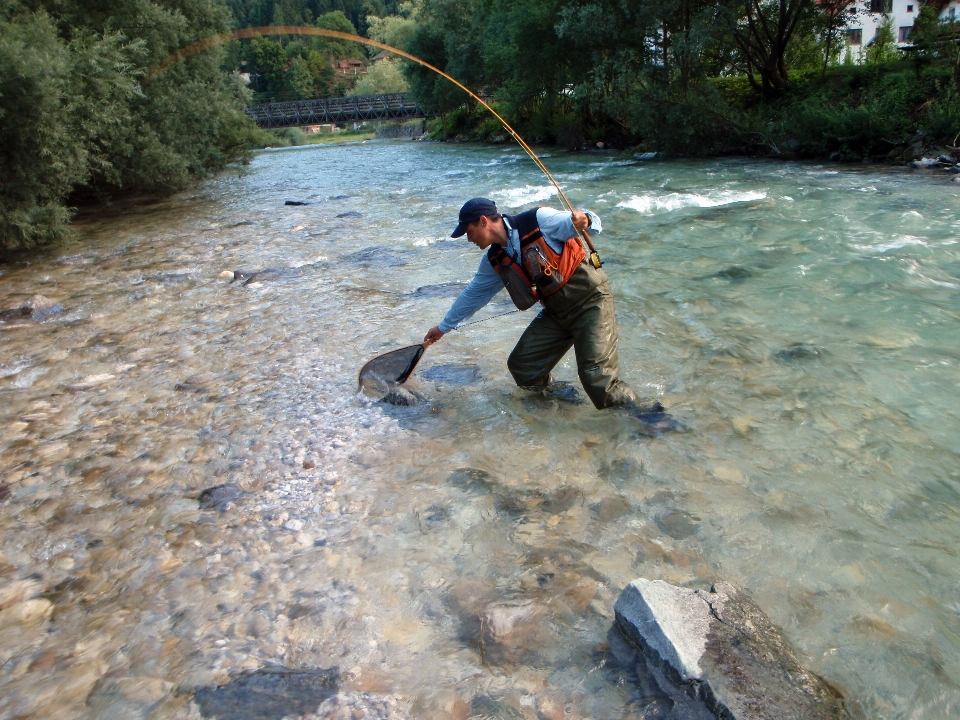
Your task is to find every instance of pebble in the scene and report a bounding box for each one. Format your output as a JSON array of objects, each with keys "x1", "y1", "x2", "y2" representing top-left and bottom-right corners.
[
  {"x1": 307, "y1": 691, "x2": 410, "y2": 719},
  {"x1": 0, "y1": 599, "x2": 53, "y2": 630}
]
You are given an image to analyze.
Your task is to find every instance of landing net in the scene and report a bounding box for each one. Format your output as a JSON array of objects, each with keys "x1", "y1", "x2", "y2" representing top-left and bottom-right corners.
[{"x1": 357, "y1": 343, "x2": 426, "y2": 394}]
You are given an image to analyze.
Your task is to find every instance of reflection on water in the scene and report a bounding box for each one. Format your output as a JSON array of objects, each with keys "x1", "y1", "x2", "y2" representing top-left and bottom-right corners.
[{"x1": 1, "y1": 142, "x2": 958, "y2": 719}]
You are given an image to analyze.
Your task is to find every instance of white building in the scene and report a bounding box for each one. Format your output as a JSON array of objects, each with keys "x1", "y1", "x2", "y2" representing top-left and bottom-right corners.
[
  {"x1": 843, "y1": 0, "x2": 958, "y2": 54},
  {"x1": 939, "y1": 0, "x2": 960, "y2": 20}
]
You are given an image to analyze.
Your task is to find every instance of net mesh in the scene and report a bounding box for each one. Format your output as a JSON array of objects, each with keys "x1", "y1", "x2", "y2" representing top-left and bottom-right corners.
[{"x1": 358, "y1": 344, "x2": 426, "y2": 394}]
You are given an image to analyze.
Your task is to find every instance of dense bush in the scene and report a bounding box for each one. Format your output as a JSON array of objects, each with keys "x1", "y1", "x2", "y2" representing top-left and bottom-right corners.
[{"x1": 0, "y1": 0, "x2": 257, "y2": 255}]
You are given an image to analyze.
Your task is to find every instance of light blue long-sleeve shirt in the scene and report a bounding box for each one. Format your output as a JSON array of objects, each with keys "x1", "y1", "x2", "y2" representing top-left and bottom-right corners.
[{"x1": 438, "y1": 207, "x2": 602, "y2": 333}]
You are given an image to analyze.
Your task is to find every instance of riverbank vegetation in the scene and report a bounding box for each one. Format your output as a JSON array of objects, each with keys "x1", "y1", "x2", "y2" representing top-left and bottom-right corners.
[
  {"x1": 3, "y1": 0, "x2": 958, "y2": 255},
  {"x1": 0, "y1": 0, "x2": 260, "y2": 254},
  {"x1": 399, "y1": 0, "x2": 959, "y2": 159}
]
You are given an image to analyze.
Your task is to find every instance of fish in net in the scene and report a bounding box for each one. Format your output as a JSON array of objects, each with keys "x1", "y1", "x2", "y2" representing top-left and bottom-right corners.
[{"x1": 358, "y1": 343, "x2": 426, "y2": 395}]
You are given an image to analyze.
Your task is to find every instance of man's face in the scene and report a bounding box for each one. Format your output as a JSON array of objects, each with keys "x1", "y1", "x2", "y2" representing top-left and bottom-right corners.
[{"x1": 464, "y1": 215, "x2": 504, "y2": 250}]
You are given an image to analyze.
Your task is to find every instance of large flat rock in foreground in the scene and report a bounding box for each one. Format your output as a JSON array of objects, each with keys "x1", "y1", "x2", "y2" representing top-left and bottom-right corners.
[{"x1": 615, "y1": 579, "x2": 848, "y2": 720}]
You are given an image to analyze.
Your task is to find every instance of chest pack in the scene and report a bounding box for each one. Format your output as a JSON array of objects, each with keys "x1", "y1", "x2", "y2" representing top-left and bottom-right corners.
[{"x1": 487, "y1": 208, "x2": 586, "y2": 310}]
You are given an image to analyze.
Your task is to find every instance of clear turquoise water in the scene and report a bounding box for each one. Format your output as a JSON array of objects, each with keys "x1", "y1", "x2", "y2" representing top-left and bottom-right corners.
[{"x1": 1, "y1": 141, "x2": 958, "y2": 718}]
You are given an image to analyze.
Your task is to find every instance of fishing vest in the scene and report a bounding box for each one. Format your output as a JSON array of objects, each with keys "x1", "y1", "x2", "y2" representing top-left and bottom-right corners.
[{"x1": 487, "y1": 208, "x2": 586, "y2": 310}]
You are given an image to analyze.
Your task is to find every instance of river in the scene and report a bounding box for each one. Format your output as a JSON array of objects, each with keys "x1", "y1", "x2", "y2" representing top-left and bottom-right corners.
[{"x1": 1, "y1": 141, "x2": 958, "y2": 719}]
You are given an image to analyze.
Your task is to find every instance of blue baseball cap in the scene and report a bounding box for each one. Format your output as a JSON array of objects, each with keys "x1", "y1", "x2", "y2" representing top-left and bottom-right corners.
[{"x1": 451, "y1": 197, "x2": 498, "y2": 238}]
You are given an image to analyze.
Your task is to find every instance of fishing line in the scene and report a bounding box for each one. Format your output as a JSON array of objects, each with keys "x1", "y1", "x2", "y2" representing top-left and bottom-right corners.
[
  {"x1": 149, "y1": 25, "x2": 602, "y2": 265},
  {"x1": 453, "y1": 309, "x2": 521, "y2": 329}
]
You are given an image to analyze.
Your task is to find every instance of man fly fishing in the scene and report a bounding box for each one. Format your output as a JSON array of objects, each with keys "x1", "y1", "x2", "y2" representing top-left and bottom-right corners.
[{"x1": 424, "y1": 198, "x2": 666, "y2": 418}]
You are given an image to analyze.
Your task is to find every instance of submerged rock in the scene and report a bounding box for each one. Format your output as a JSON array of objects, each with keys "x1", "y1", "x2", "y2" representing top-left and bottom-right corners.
[
  {"x1": 230, "y1": 268, "x2": 301, "y2": 286},
  {"x1": 311, "y1": 691, "x2": 409, "y2": 719},
  {"x1": 380, "y1": 387, "x2": 422, "y2": 406},
  {"x1": 775, "y1": 343, "x2": 822, "y2": 362},
  {"x1": 480, "y1": 600, "x2": 547, "y2": 665},
  {"x1": 335, "y1": 210, "x2": 362, "y2": 218},
  {"x1": 407, "y1": 281, "x2": 468, "y2": 299},
  {"x1": 193, "y1": 666, "x2": 339, "y2": 720},
  {"x1": 342, "y1": 246, "x2": 406, "y2": 268},
  {"x1": 285, "y1": 200, "x2": 310, "y2": 206},
  {"x1": 445, "y1": 467, "x2": 496, "y2": 493},
  {"x1": 712, "y1": 266, "x2": 754, "y2": 282},
  {"x1": 197, "y1": 483, "x2": 244, "y2": 510},
  {"x1": 0, "y1": 295, "x2": 64, "y2": 321},
  {"x1": 614, "y1": 579, "x2": 848, "y2": 720},
  {"x1": 419, "y1": 364, "x2": 482, "y2": 386}
]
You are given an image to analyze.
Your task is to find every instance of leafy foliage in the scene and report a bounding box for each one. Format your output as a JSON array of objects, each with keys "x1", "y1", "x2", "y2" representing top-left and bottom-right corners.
[
  {"x1": 0, "y1": 0, "x2": 257, "y2": 253},
  {"x1": 347, "y1": 57, "x2": 408, "y2": 94}
]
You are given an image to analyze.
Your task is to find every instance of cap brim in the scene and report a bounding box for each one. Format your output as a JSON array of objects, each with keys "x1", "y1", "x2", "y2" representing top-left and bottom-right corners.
[{"x1": 451, "y1": 223, "x2": 468, "y2": 238}]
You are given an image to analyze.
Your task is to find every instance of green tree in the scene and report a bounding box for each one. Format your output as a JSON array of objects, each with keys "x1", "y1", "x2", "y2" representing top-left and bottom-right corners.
[
  {"x1": 910, "y1": 5, "x2": 960, "y2": 67},
  {"x1": 366, "y1": 12, "x2": 417, "y2": 50},
  {"x1": 722, "y1": 0, "x2": 817, "y2": 94},
  {"x1": 865, "y1": 16, "x2": 898, "y2": 64},
  {"x1": 315, "y1": 10, "x2": 364, "y2": 59},
  {"x1": 307, "y1": 48, "x2": 336, "y2": 93},
  {"x1": 250, "y1": 36, "x2": 288, "y2": 90},
  {"x1": 1, "y1": 0, "x2": 256, "y2": 253},
  {"x1": 347, "y1": 57, "x2": 408, "y2": 94},
  {"x1": 286, "y1": 55, "x2": 316, "y2": 96}
]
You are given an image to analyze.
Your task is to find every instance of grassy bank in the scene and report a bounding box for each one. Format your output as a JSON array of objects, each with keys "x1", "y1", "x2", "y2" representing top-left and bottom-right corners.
[{"x1": 249, "y1": 126, "x2": 377, "y2": 149}]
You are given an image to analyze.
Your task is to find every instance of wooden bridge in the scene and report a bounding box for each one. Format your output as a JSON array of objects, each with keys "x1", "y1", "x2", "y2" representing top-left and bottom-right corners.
[{"x1": 244, "y1": 93, "x2": 427, "y2": 128}]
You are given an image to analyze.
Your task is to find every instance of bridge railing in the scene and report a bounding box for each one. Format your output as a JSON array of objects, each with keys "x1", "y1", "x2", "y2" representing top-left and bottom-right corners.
[{"x1": 245, "y1": 93, "x2": 426, "y2": 128}]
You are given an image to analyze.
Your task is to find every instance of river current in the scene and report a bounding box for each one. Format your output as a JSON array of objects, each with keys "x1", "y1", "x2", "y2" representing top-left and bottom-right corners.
[{"x1": 1, "y1": 141, "x2": 958, "y2": 719}]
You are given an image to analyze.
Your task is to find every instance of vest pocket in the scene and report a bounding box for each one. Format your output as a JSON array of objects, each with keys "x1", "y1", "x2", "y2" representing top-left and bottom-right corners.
[
  {"x1": 524, "y1": 246, "x2": 564, "y2": 296},
  {"x1": 497, "y1": 265, "x2": 539, "y2": 310}
]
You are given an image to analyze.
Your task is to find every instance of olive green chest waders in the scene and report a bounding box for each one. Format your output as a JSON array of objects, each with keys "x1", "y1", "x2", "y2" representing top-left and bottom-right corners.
[{"x1": 507, "y1": 261, "x2": 639, "y2": 409}]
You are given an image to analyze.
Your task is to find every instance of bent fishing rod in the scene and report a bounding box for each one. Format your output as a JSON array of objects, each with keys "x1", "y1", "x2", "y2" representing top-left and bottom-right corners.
[{"x1": 149, "y1": 25, "x2": 603, "y2": 268}]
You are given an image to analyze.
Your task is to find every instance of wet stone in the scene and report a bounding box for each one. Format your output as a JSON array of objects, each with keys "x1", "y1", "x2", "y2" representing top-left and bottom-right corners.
[
  {"x1": 445, "y1": 468, "x2": 496, "y2": 494},
  {"x1": 309, "y1": 691, "x2": 409, "y2": 719},
  {"x1": 335, "y1": 210, "x2": 362, "y2": 218},
  {"x1": 614, "y1": 579, "x2": 848, "y2": 720},
  {"x1": 285, "y1": 200, "x2": 310, "y2": 206},
  {"x1": 193, "y1": 666, "x2": 339, "y2": 720},
  {"x1": 231, "y1": 268, "x2": 302, "y2": 286},
  {"x1": 480, "y1": 600, "x2": 547, "y2": 665},
  {"x1": 591, "y1": 495, "x2": 633, "y2": 522},
  {"x1": 197, "y1": 483, "x2": 244, "y2": 510},
  {"x1": 603, "y1": 623, "x2": 715, "y2": 720},
  {"x1": 419, "y1": 364, "x2": 482, "y2": 386},
  {"x1": 599, "y1": 457, "x2": 645, "y2": 486},
  {"x1": 86, "y1": 676, "x2": 172, "y2": 719},
  {"x1": 155, "y1": 271, "x2": 197, "y2": 284},
  {"x1": 712, "y1": 266, "x2": 754, "y2": 282},
  {"x1": 342, "y1": 246, "x2": 407, "y2": 268},
  {"x1": 654, "y1": 509, "x2": 701, "y2": 539},
  {"x1": 775, "y1": 344, "x2": 822, "y2": 363},
  {"x1": 175, "y1": 372, "x2": 224, "y2": 392},
  {"x1": 468, "y1": 694, "x2": 526, "y2": 719},
  {"x1": 540, "y1": 485, "x2": 582, "y2": 514},
  {"x1": 1, "y1": 294, "x2": 64, "y2": 321},
  {"x1": 421, "y1": 503, "x2": 450, "y2": 526},
  {"x1": 407, "y1": 282, "x2": 468, "y2": 299},
  {"x1": 380, "y1": 387, "x2": 422, "y2": 406}
]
